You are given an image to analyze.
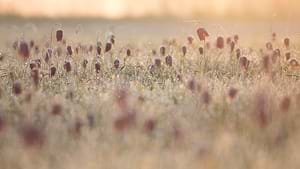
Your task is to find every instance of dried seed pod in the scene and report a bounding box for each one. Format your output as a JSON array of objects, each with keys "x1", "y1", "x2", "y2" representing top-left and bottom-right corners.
[
  {"x1": 56, "y1": 29, "x2": 63, "y2": 42},
  {"x1": 110, "y1": 36, "x2": 115, "y2": 44},
  {"x1": 144, "y1": 119, "x2": 156, "y2": 133},
  {"x1": 216, "y1": 36, "x2": 224, "y2": 49},
  {"x1": 20, "y1": 124, "x2": 45, "y2": 148},
  {"x1": 285, "y1": 52, "x2": 291, "y2": 61},
  {"x1": 201, "y1": 90, "x2": 211, "y2": 105},
  {"x1": 13, "y1": 41, "x2": 18, "y2": 50},
  {"x1": 152, "y1": 49, "x2": 157, "y2": 56},
  {"x1": 75, "y1": 47, "x2": 79, "y2": 54},
  {"x1": 230, "y1": 41, "x2": 235, "y2": 52},
  {"x1": 82, "y1": 59, "x2": 88, "y2": 69},
  {"x1": 239, "y1": 57, "x2": 249, "y2": 70},
  {"x1": 280, "y1": 97, "x2": 291, "y2": 112},
  {"x1": 182, "y1": 46, "x2": 187, "y2": 56},
  {"x1": 19, "y1": 41, "x2": 30, "y2": 59},
  {"x1": 160, "y1": 46, "x2": 166, "y2": 56},
  {"x1": 236, "y1": 49, "x2": 241, "y2": 59},
  {"x1": 234, "y1": 35, "x2": 239, "y2": 43},
  {"x1": 0, "y1": 115, "x2": 6, "y2": 133},
  {"x1": 154, "y1": 58, "x2": 161, "y2": 67},
  {"x1": 12, "y1": 81, "x2": 22, "y2": 95},
  {"x1": 115, "y1": 88, "x2": 128, "y2": 110},
  {"x1": 34, "y1": 59, "x2": 41, "y2": 68},
  {"x1": 126, "y1": 49, "x2": 131, "y2": 57},
  {"x1": 272, "y1": 32, "x2": 276, "y2": 41},
  {"x1": 226, "y1": 37, "x2": 232, "y2": 45},
  {"x1": 87, "y1": 113, "x2": 95, "y2": 129},
  {"x1": 64, "y1": 61, "x2": 72, "y2": 72},
  {"x1": 187, "y1": 36, "x2": 194, "y2": 44},
  {"x1": 262, "y1": 55, "x2": 270, "y2": 72},
  {"x1": 271, "y1": 50, "x2": 279, "y2": 63},
  {"x1": 165, "y1": 55, "x2": 173, "y2": 67},
  {"x1": 114, "y1": 59, "x2": 120, "y2": 69},
  {"x1": 67, "y1": 45, "x2": 73, "y2": 56},
  {"x1": 266, "y1": 42, "x2": 273, "y2": 50},
  {"x1": 29, "y1": 62, "x2": 36, "y2": 70},
  {"x1": 96, "y1": 46, "x2": 101, "y2": 55},
  {"x1": 34, "y1": 46, "x2": 40, "y2": 54},
  {"x1": 199, "y1": 47, "x2": 204, "y2": 55},
  {"x1": 29, "y1": 40, "x2": 34, "y2": 48},
  {"x1": 284, "y1": 38, "x2": 290, "y2": 48},
  {"x1": 114, "y1": 111, "x2": 136, "y2": 132},
  {"x1": 253, "y1": 92, "x2": 270, "y2": 128},
  {"x1": 51, "y1": 103, "x2": 62, "y2": 116},
  {"x1": 31, "y1": 69, "x2": 39, "y2": 87},
  {"x1": 105, "y1": 43, "x2": 112, "y2": 53},
  {"x1": 228, "y1": 87, "x2": 238, "y2": 100},
  {"x1": 89, "y1": 45, "x2": 93, "y2": 53},
  {"x1": 187, "y1": 79, "x2": 196, "y2": 92},
  {"x1": 95, "y1": 62, "x2": 101, "y2": 73},
  {"x1": 197, "y1": 27, "x2": 209, "y2": 41},
  {"x1": 290, "y1": 59, "x2": 299, "y2": 68},
  {"x1": 50, "y1": 66, "x2": 56, "y2": 77}
]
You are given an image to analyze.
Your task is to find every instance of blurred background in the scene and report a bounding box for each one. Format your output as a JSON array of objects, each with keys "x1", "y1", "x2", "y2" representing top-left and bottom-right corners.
[{"x1": 0, "y1": 0, "x2": 299, "y2": 20}]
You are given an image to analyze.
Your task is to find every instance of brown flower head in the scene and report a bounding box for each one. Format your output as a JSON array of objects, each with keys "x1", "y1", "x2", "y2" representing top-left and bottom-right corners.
[{"x1": 197, "y1": 27, "x2": 209, "y2": 41}]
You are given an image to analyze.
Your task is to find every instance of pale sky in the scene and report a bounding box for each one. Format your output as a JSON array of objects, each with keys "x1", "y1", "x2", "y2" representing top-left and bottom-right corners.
[{"x1": 0, "y1": 0, "x2": 298, "y2": 19}]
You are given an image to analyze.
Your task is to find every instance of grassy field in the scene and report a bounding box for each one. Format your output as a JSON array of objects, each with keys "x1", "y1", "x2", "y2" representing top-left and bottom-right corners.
[{"x1": 0, "y1": 18, "x2": 300, "y2": 169}]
